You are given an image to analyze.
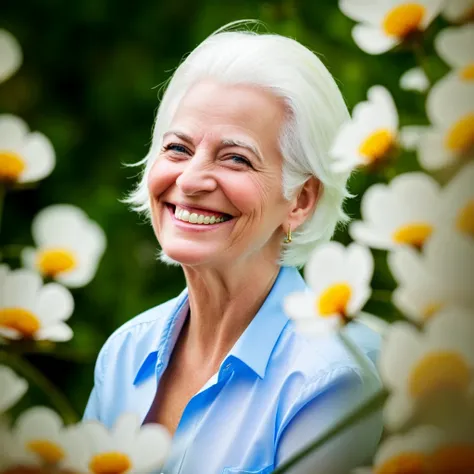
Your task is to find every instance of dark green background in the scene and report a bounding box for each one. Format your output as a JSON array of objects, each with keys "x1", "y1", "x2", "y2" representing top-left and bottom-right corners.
[{"x1": 1, "y1": 0, "x2": 447, "y2": 420}]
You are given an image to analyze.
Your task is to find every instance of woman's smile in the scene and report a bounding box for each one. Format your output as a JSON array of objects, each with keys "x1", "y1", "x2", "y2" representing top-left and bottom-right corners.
[{"x1": 165, "y1": 202, "x2": 235, "y2": 232}]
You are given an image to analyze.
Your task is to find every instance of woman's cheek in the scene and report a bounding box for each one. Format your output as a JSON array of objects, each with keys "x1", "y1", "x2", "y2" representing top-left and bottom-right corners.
[{"x1": 147, "y1": 159, "x2": 178, "y2": 197}]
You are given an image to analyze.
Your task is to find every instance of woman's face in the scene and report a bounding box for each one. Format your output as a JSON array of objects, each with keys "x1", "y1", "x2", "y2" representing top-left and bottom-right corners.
[{"x1": 148, "y1": 80, "x2": 292, "y2": 268}]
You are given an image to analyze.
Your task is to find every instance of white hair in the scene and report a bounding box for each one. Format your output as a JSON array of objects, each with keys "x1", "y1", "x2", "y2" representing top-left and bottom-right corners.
[{"x1": 123, "y1": 20, "x2": 352, "y2": 269}]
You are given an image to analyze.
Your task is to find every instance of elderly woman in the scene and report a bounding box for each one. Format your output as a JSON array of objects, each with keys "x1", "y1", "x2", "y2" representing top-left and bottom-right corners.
[{"x1": 84, "y1": 21, "x2": 382, "y2": 474}]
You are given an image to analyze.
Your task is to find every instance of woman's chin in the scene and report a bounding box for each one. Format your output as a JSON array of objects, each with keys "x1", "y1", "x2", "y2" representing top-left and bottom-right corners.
[{"x1": 159, "y1": 244, "x2": 221, "y2": 267}]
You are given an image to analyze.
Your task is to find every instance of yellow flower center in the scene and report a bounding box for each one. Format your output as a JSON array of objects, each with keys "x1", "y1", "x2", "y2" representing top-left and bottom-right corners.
[
  {"x1": 382, "y1": 3, "x2": 426, "y2": 38},
  {"x1": 409, "y1": 351, "x2": 471, "y2": 399},
  {"x1": 460, "y1": 63, "x2": 474, "y2": 81},
  {"x1": 359, "y1": 129, "x2": 395, "y2": 163},
  {"x1": 393, "y1": 223, "x2": 433, "y2": 248},
  {"x1": 27, "y1": 439, "x2": 65, "y2": 464},
  {"x1": 421, "y1": 302, "x2": 444, "y2": 321},
  {"x1": 317, "y1": 282, "x2": 352, "y2": 318},
  {"x1": 456, "y1": 199, "x2": 474, "y2": 237},
  {"x1": 0, "y1": 150, "x2": 25, "y2": 182},
  {"x1": 429, "y1": 444, "x2": 474, "y2": 474},
  {"x1": 89, "y1": 452, "x2": 132, "y2": 474},
  {"x1": 0, "y1": 308, "x2": 41, "y2": 337},
  {"x1": 36, "y1": 248, "x2": 77, "y2": 277},
  {"x1": 445, "y1": 113, "x2": 474, "y2": 154},
  {"x1": 375, "y1": 452, "x2": 428, "y2": 474}
]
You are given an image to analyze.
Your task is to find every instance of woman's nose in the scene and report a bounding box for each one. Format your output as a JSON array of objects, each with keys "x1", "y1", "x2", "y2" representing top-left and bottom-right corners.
[{"x1": 175, "y1": 155, "x2": 217, "y2": 195}]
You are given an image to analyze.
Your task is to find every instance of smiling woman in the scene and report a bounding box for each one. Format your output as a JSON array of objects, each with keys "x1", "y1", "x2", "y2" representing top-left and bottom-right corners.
[{"x1": 83, "y1": 20, "x2": 382, "y2": 474}]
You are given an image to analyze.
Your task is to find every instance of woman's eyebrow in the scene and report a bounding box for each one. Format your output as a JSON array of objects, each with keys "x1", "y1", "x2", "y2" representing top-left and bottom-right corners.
[
  {"x1": 221, "y1": 138, "x2": 263, "y2": 163},
  {"x1": 163, "y1": 130, "x2": 263, "y2": 163}
]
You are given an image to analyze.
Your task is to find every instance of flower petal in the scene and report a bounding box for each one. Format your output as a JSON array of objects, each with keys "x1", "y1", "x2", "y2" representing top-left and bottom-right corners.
[
  {"x1": 35, "y1": 283, "x2": 74, "y2": 325},
  {"x1": 352, "y1": 24, "x2": 398, "y2": 55},
  {"x1": 418, "y1": 128, "x2": 455, "y2": 170},
  {"x1": 130, "y1": 424, "x2": 171, "y2": 470},
  {"x1": 0, "y1": 114, "x2": 28, "y2": 150},
  {"x1": 2, "y1": 268, "x2": 42, "y2": 311},
  {"x1": 400, "y1": 67, "x2": 430, "y2": 92},
  {"x1": 0, "y1": 30, "x2": 22, "y2": 84},
  {"x1": 35, "y1": 322, "x2": 73, "y2": 342},
  {"x1": 18, "y1": 132, "x2": 56, "y2": 183},
  {"x1": 0, "y1": 365, "x2": 28, "y2": 413}
]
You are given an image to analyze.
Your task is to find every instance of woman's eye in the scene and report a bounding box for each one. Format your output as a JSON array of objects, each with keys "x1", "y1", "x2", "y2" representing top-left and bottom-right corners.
[
  {"x1": 230, "y1": 155, "x2": 251, "y2": 166},
  {"x1": 164, "y1": 143, "x2": 188, "y2": 154}
]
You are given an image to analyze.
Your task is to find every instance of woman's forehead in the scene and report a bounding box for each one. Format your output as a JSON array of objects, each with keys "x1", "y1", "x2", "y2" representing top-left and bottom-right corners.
[{"x1": 168, "y1": 80, "x2": 286, "y2": 148}]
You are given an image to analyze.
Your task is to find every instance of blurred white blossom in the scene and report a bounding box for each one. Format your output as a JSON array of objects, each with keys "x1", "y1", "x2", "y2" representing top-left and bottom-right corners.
[
  {"x1": 349, "y1": 172, "x2": 441, "y2": 250},
  {"x1": 441, "y1": 162, "x2": 474, "y2": 238},
  {"x1": 354, "y1": 424, "x2": 474, "y2": 474},
  {"x1": 339, "y1": 0, "x2": 444, "y2": 54},
  {"x1": 0, "y1": 264, "x2": 74, "y2": 342},
  {"x1": 0, "y1": 114, "x2": 55, "y2": 184},
  {"x1": 284, "y1": 242, "x2": 374, "y2": 337},
  {"x1": 0, "y1": 365, "x2": 27, "y2": 414},
  {"x1": 22, "y1": 204, "x2": 107, "y2": 288},
  {"x1": 330, "y1": 86, "x2": 398, "y2": 173},
  {"x1": 418, "y1": 76, "x2": 474, "y2": 170},
  {"x1": 0, "y1": 29, "x2": 22, "y2": 84},
  {"x1": 62, "y1": 413, "x2": 172, "y2": 474},
  {"x1": 0, "y1": 407, "x2": 78, "y2": 470},
  {"x1": 400, "y1": 67, "x2": 430, "y2": 92},
  {"x1": 379, "y1": 308, "x2": 474, "y2": 432},
  {"x1": 435, "y1": 24, "x2": 474, "y2": 83},
  {"x1": 388, "y1": 229, "x2": 474, "y2": 323}
]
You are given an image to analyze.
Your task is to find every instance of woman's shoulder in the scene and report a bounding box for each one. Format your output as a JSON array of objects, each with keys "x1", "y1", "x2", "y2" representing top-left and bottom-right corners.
[{"x1": 273, "y1": 320, "x2": 382, "y2": 393}]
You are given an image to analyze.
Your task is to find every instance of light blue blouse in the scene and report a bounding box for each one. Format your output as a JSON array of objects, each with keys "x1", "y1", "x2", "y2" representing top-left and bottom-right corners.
[{"x1": 84, "y1": 265, "x2": 383, "y2": 474}]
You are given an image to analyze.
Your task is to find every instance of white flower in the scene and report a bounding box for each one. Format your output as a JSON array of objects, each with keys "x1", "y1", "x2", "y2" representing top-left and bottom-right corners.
[
  {"x1": 0, "y1": 264, "x2": 74, "y2": 341},
  {"x1": 441, "y1": 161, "x2": 474, "y2": 238},
  {"x1": 435, "y1": 24, "x2": 474, "y2": 83},
  {"x1": 353, "y1": 425, "x2": 444, "y2": 474},
  {"x1": 379, "y1": 307, "x2": 474, "y2": 432},
  {"x1": 1, "y1": 407, "x2": 78, "y2": 469},
  {"x1": 354, "y1": 424, "x2": 474, "y2": 474},
  {"x1": 418, "y1": 76, "x2": 474, "y2": 170},
  {"x1": 349, "y1": 172, "x2": 441, "y2": 250},
  {"x1": 22, "y1": 204, "x2": 107, "y2": 288},
  {"x1": 339, "y1": 0, "x2": 444, "y2": 55},
  {"x1": 62, "y1": 413, "x2": 172, "y2": 473},
  {"x1": 0, "y1": 114, "x2": 55, "y2": 184},
  {"x1": 284, "y1": 242, "x2": 373, "y2": 337},
  {"x1": 330, "y1": 86, "x2": 398, "y2": 173},
  {"x1": 442, "y1": 0, "x2": 474, "y2": 23},
  {"x1": 0, "y1": 29, "x2": 22, "y2": 84},
  {"x1": 388, "y1": 229, "x2": 474, "y2": 323},
  {"x1": 0, "y1": 365, "x2": 27, "y2": 414},
  {"x1": 400, "y1": 67, "x2": 430, "y2": 92}
]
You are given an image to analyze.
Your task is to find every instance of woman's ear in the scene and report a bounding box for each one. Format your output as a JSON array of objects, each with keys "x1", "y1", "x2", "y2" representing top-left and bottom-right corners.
[{"x1": 288, "y1": 177, "x2": 322, "y2": 230}]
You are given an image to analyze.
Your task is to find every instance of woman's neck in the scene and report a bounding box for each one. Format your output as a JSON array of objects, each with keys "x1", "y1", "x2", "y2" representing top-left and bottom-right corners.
[{"x1": 179, "y1": 261, "x2": 281, "y2": 373}]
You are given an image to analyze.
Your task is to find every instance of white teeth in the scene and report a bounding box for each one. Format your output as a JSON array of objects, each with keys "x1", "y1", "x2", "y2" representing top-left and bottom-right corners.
[{"x1": 173, "y1": 206, "x2": 227, "y2": 225}]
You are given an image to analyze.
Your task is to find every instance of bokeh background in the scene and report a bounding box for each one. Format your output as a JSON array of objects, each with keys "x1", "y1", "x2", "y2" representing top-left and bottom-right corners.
[{"x1": 1, "y1": 0, "x2": 448, "y2": 419}]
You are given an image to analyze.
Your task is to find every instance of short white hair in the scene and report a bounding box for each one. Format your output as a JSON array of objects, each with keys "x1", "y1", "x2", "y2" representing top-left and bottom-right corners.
[{"x1": 123, "y1": 20, "x2": 351, "y2": 269}]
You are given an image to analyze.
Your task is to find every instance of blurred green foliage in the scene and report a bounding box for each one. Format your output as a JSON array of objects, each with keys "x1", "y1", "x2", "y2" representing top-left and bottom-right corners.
[{"x1": 1, "y1": 0, "x2": 450, "y2": 418}]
